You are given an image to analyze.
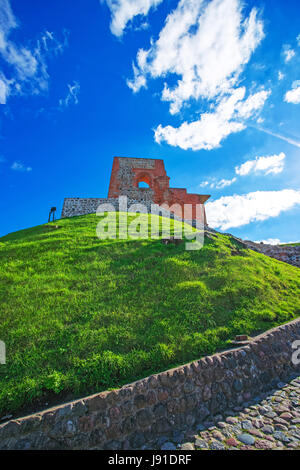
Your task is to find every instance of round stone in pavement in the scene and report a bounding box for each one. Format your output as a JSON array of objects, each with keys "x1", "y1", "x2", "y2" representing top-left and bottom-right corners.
[
  {"x1": 180, "y1": 443, "x2": 195, "y2": 451},
  {"x1": 217, "y1": 422, "x2": 227, "y2": 429},
  {"x1": 280, "y1": 412, "x2": 293, "y2": 421},
  {"x1": 232, "y1": 425, "x2": 243, "y2": 434},
  {"x1": 226, "y1": 416, "x2": 238, "y2": 425},
  {"x1": 292, "y1": 418, "x2": 300, "y2": 424},
  {"x1": 265, "y1": 411, "x2": 277, "y2": 418},
  {"x1": 241, "y1": 420, "x2": 252, "y2": 430},
  {"x1": 226, "y1": 438, "x2": 239, "y2": 447},
  {"x1": 161, "y1": 442, "x2": 177, "y2": 451},
  {"x1": 237, "y1": 433, "x2": 256, "y2": 446},
  {"x1": 287, "y1": 442, "x2": 299, "y2": 449},
  {"x1": 275, "y1": 424, "x2": 288, "y2": 432},
  {"x1": 212, "y1": 431, "x2": 224, "y2": 441},
  {"x1": 248, "y1": 429, "x2": 263, "y2": 438},
  {"x1": 258, "y1": 406, "x2": 271, "y2": 415},
  {"x1": 261, "y1": 425, "x2": 274, "y2": 434},
  {"x1": 273, "y1": 431, "x2": 290, "y2": 443},
  {"x1": 277, "y1": 382, "x2": 288, "y2": 388}
]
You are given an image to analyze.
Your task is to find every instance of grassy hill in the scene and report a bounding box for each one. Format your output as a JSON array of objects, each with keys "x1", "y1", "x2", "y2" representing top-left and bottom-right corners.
[
  {"x1": 280, "y1": 242, "x2": 300, "y2": 247},
  {"x1": 0, "y1": 213, "x2": 300, "y2": 417}
]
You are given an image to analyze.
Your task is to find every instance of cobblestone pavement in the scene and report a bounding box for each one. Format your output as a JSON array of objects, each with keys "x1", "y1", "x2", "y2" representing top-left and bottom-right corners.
[{"x1": 144, "y1": 375, "x2": 300, "y2": 450}]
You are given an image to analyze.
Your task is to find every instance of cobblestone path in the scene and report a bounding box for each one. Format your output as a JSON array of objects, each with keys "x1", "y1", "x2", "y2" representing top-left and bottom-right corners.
[{"x1": 144, "y1": 375, "x2": 300, "y2": 450}]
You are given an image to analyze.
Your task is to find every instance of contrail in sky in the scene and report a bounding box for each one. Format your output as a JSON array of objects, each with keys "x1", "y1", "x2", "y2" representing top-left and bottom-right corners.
[{"x1": 255, "y1": 126, "x2": 300, "y2": 148}]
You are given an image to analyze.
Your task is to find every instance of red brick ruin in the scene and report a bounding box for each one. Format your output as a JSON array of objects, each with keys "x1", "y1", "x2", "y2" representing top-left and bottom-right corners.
[{"x1": 108, "y1": 157, "x2": 210, "y2": 224}]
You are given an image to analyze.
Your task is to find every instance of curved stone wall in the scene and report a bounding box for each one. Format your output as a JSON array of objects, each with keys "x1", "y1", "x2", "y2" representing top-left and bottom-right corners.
[{"x1": 0, "y1": 318, "x2": 299, "y2": 450}]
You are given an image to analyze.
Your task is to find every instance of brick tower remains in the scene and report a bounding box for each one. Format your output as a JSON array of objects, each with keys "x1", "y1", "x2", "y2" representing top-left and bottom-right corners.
[{"x1": 108, "y1": 157, "x2": 210, "y2": 224}]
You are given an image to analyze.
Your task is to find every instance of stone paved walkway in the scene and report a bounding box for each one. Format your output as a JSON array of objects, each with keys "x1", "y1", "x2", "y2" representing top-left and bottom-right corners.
[{"x1": 143, "y1": 375, "x2": 300, "y2": 450}]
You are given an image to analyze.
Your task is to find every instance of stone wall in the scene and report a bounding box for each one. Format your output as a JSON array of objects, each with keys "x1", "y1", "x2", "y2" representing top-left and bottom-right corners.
[
  {"x1": 61, "y1": 197, "x2": 155, "y2": 219},
  {"x1": 60, "y1": 197, "x2": 198, "y2": 227},
  {"x1": 1, "y1": 318, "x2": 299, "y2": 450},
  {"x1": 61, "y1": 198, "x2": 115, "y2": 218}
]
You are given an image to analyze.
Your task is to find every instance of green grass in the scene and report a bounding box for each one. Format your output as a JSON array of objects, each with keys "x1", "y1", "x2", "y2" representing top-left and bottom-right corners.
[
  {"x1": 280, "y1": 242, "x2": 300, "y2": 247},
  {"x1": 0, "y1": 213, "x2": 300, "y2": 416}
]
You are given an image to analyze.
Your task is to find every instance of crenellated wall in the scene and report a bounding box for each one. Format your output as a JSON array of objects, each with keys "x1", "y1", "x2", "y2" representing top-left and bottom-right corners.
[{"x1": 0, "y1": 318, "x2": 299, "y2": 450}]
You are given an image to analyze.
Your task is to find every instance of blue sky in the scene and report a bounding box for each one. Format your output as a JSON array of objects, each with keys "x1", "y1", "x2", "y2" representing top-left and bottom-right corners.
[{"x1": 0, "y1": 0, "x2": 299, "y2": 243}]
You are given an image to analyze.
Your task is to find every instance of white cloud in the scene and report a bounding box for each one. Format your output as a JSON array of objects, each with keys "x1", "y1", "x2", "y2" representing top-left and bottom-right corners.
[
  {"x1": 0, "y1": 73, "x2": 12, "y2": 104},
  {"x1": 154, "y1": 100, "x2": 245, "y2": 151},
  {"x1": 0, "y1": 0, "x2": 16, "y2": 36},
  {"x1": 284, "y1": 81, "x2": 300, "y2": 104},
  {"x1": 200, "y1": 176, "x2": 236, "y2": 189},
  {"x1": 297, "y1": 34, "x2": 300, "y2": 47},
  {"x1": 154, "y1": 87, "x2": 270, "y2": 150},
  {"x1": 283, "y1": 46, "x2": 296, "y2": 63},
  {"x1": 40, "y1": 29, "x2": 69, "y2": 55},
  {"x1": 278, "y1": 71, "x2": 285, "y2": 81},
  {"x1": 206, "y1": 189, "x2": 300, "y2": 230},
  {"x1": 0, "y1": 0, "x2": 68, "y2": 103},
  {"x1": 103, "y1": 0, "x2": 163, "y2": 37},
  {"x1": 199, "y1": 180, "x2": 210, "y2": 188},
  {"x1": 234, "y1": 89, "x2": 270, "y2": 119},
  {"x1": 235, "y1": 152, "x2": 285, "y2": 176},
  {"x1": 128, "y1": 0, "x2": 264, "y2": 114},
  {"x1": 127, "y1": 63, "x2": 147, "y2": 92},
  {"x1": 126, "y1": 0, "x2": 268, "y2": 151},
  {"x1": 214, "y1": 177, "x2": 237, "y2": 189},
  {"x1": 11, "y1": 161, "x2": 32, "y2": 172},
  {"x1": 59, "y1": 81, "x2": 80, "y2": 108}
]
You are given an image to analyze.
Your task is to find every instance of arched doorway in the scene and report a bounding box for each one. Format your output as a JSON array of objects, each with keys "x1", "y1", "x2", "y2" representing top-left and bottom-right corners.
[
  {"x1": 138, "y1": 181, "x2": 150, "y2": 188},
  {"x1": 136, "y1": 173, "x2": 152, "y2": 189}
]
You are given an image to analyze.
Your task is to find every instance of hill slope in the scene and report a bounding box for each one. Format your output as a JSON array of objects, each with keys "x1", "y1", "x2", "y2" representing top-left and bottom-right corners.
[{"x1": 0, "y1": 213, "x2": 300, "y2": 416}]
